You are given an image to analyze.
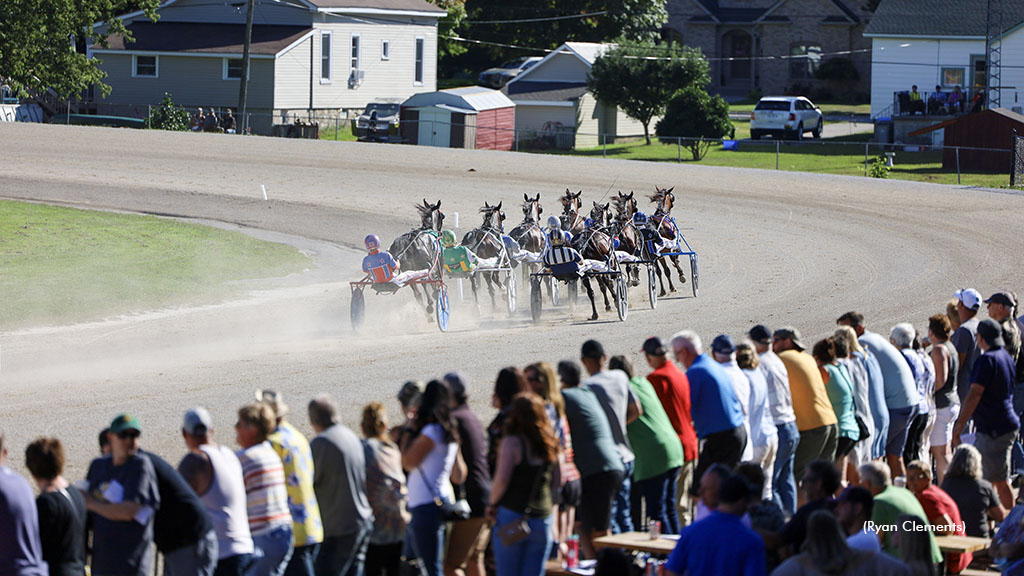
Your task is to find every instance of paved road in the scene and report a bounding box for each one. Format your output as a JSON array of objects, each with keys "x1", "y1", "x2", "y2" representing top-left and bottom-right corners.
[{"x1": 1, "y1": 122, "x2": 1022, "y2": 477}]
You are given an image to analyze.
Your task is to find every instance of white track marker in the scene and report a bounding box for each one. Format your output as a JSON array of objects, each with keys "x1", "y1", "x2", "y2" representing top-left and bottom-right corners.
[{"x1": 261, "y1": 185, "x2": 268, "y2": 201}]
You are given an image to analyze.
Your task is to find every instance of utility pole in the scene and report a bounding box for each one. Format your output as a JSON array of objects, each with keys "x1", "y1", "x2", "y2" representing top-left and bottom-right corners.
[
  {"x1": 237, "y1": 0, "x2": 255, "y2": 133},
  {"x1": 985, "y1": 0, "x2": 1003, "y2": 109}
]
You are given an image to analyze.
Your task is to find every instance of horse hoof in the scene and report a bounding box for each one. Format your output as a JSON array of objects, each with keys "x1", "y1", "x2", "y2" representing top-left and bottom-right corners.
[
  {"x1": 631, "y1": 280, "x2": 640, "y2": 287},
  {"x1": 679, "y1": 275, "x2": 686, "y2": 284},
  {"x1": 659, "y1": 290, "x2": 667, "y2": 297},
  {"x1": 605, "y1": 306, "x2": 612, "y2": 312},
  {"x1": 589, "y1": 313, "x2": 599, "y2": 321},
  {"x1": 670, "y1": 288, "x2": 677, "y2": 293}
]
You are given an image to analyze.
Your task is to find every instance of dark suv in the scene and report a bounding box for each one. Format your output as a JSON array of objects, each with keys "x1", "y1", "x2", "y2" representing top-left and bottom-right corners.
[{"x1": 351, "y1": 100, "x2": 401, "y2": 142}]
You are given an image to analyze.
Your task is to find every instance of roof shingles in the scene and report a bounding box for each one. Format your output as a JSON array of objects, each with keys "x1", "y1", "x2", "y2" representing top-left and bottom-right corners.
[
  {"x1": 864, "y1": 0, "x2": 1024, "y2": 36},
  {"x1": 105, "y1": 22, "x2": 312, "y2": 54}
]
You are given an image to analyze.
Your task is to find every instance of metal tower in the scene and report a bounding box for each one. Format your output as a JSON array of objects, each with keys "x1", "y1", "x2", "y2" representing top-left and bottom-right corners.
[{"x1": 986, "y1": 0, "x2": 1003, "y2": 109}]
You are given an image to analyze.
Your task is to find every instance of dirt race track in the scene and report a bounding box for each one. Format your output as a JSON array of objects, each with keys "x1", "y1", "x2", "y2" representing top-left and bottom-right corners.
[{"x1": 1, "y1": 122, "x2": 1023, "y2": 477}]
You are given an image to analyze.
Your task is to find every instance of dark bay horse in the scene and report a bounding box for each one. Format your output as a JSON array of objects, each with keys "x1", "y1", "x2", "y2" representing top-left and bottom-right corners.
[
  {"x1": 460, "y1": 202, "x2": 507, "y2": 309},
  {"x1": 388, "y1": 199, "x2": 444, "y2": 313},
  {"x1": 610, "y1": 191, "x2": 641, "y2": 286},
  {"x1": 648, "y1": 187, "x2": 687, "y2": 295},
  {"x1": 572, "y1": 217, "x2": 616, "y2": 321},
  {"x1": 509, "y1": 193, "x2": 545, "y2": 256},
  {"x1": 559, "y1": 189, "x2": 585, "y2": 236}
]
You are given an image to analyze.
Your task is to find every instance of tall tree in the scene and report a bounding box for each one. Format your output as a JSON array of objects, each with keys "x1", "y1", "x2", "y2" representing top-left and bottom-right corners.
[
  {"x1": 0, "y1": 0, "x2": 159, "y2": 98},
  {"x1": 656, "y1": 87, "x2": 732, "y2": 160},
  {"x1": 431, "y1": 0, "x2": 469, "y2": 58},
  {"x1": 587, "y1": 40, "x2": 709, "y2": 144}
]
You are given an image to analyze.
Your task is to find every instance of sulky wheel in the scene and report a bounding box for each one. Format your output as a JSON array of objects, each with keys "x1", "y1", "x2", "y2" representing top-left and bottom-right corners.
[
  {"x1": 505, "y1": 271, "x2": 517, "y2": 315},
  {"x1": 690, "y1": 254, "x2": 699, "y2": 298},
  {"x1": 647, "y1": 264, "x2": 657, "y2": 309},
  {"x1": 350, "y1": 289, "x2": 366, "y2": 333},
  {"x1": 530, "y1": 278, "x2": 543, "y2": 324},
  {"x1": 549, "y1": 276, "x2": 561, "y2": 306},
  {"x1": 615, "y1": 273, "x2": 629, "y2": 322},
  {"x1": 435, "y1": 286, "x2": 451, "y2": 332}
]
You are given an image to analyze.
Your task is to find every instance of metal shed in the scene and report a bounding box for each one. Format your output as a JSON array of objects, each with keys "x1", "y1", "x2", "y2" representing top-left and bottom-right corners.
[
  {"x1": 400, "y1": 87, "x2": 516, "y2": 150},
  {"x1": 909, "y1": 108, "x2": 1024, "y2": 171}
]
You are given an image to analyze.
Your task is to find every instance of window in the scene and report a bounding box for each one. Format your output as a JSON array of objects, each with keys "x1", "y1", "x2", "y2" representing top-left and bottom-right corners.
[
  {"x1": 381, "y1": 39, "x2": 390, "y2": 60},
  {"x1": 789, "y1": 43, "x2": 821, "y2": 79},
  {"x1": 351, "y1": 34, "x2": 361, "y2": 71},
  {"x1": 321, "y1": 31, "x2": 332, "y2": 83},
  {"x1": 415, "y1": 37, "x2": 424, "y2": 85},
  {"x1": 133, "y1": 55, "x2": 157, "y2": 78},
  {"x1": 223, "y1": 58, "x2": 243, "y2": 80},
  {"x1": 942, "y1": 67, "x2": 965, "y2": 88}
]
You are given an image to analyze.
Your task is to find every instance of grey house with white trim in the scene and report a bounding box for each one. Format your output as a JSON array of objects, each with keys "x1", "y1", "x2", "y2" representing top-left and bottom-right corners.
[{"x1": 91, "y1": 0, "x2": 445, "y2": 133}]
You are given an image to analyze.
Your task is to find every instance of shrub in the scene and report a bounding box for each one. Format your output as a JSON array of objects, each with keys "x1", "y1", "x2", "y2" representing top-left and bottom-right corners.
[
  {"x1": 655, "y1": 87, "x2": 732, "y2": 160},
  {"x1": 145, "y1": 92, "x2": 190, "y2": 131},
  {"x1": 869, "y1": 155, "x2": 890, "y2": 178}
]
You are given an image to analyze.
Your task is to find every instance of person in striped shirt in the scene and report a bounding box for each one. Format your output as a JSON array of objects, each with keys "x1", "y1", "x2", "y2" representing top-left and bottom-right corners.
[{"x1": 235, "y1": 403, "x2": 294, "y2": 576}]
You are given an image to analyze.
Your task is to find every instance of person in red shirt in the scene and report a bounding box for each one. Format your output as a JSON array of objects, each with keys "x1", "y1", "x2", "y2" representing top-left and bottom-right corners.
[
  {"x1": 643, "y1": 336, "x2": 699, "y2": 526},
  {"x1": 907, "y1": 460, "x2": 972, "y2": 573}
]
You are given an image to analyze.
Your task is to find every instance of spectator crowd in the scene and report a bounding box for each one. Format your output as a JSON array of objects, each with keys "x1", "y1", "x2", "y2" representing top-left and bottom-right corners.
[{"x1": 1, "y1": 288, "x2": 1023, "y2": 576}]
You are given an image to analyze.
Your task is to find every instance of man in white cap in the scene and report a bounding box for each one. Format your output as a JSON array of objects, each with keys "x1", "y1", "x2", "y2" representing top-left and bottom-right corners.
[
  {"x1": 951, "y1": 289, "x2": 984, "y2": 404},
  {"x1": 953, "y1": 318, "x2": 1020, "y2": 509},
  {"x1": 179, "y1": 407, "x2": 255, "y2": 575},
  {"x1": 257, "y1": 390, "x2": 324, "y2": 576}
]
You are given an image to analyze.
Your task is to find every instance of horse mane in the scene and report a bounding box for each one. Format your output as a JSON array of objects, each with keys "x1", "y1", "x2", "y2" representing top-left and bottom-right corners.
[{"x1": 415, "y1": 203, "x2": 434, "y2": 217}]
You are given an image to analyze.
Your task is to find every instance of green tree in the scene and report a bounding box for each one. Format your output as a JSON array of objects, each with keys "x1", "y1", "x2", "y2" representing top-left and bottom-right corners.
[
  {"x1": 655, "y1": 87, "x2": 732, "y2": 160},
  {"x1": 0, "y1": 0, "x2": 160, "y2": 98},
  {"x1": 587, "y1": 40, "x2": 709, "y2": 145},
  {"x1": 815, "y1": 57, "x2": 860, "y2": 99},
  {"x1": 432, "y1": 0, "x2": 468, "y2": 58},
  {"x1": 145, "y1": 92, "x2": 190, "y2": 131}
]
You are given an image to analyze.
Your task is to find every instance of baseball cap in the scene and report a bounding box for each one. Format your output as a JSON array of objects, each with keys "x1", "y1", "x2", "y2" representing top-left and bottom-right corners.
[
  {"x1": 984, "y1": 291, "x2": 1017, "y2": 308},
  {"x1": 977, "y1": 318, "x2": 1006, "y2": 347},
  {"x1": 183, "y1": 407, "x2": 212, "y2": 436},
  {"x1": 110, "y1": 413, "x2": 142, "y2": 435},
  {"x1": 773, "y1": 327, "x2": 805, "y2": 351},
  {"x1": 581, "y1": 339, "x2": 605, "y2": 360},
  {"x1": 711, "y1": 334, "x2": 736, "y2": 355},
  {"x1": 641, "y1": 337, "x2": 667, "y2": 356},
  {"x1": 748, "y1": 325, "x2": 772, "y2": 345},
  {"x1": 255, "y1": 389, "x2": 288, "y2": 418},
  {"x1": 954, "y1": 288, "x2": 982, "y2": 310}
]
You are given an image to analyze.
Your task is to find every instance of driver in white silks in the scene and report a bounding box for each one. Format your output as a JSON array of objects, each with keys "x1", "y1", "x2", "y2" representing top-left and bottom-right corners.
[{"x1": 542, "y1": 216, "x2": 583, "y2": 276}]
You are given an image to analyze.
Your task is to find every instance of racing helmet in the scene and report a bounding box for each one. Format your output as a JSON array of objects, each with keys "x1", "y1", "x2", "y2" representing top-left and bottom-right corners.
[
  {"x1": 584, "y1": 217, "x2": 594, "y2": 229},
  {"x1": 364, "y1": 234, "x2": 380, "y2": 251},
  {"x1": 633, "y1": 211, "x2": 648, "y2": 226},
  {"x1": 546, "y1": 216, "x2": 561, "y2": 230},
  {"x1": 549, "y1": 229, "x2": 566, "y2": 247},
  {"x1": 440, "y1": 229, "x2": 457, "y2": 248}
]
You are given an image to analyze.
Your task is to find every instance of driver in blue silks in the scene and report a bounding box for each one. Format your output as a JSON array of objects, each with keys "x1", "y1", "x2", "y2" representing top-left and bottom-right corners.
[{"x1": 542, "y1": 216, "x2": 582, "y2": 275}]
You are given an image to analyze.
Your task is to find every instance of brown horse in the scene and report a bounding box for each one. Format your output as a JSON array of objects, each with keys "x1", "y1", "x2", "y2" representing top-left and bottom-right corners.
[
  {"x1": 559, "y1": 189, "x2": 585, "y2": 236},
  {"x1": 648, "y1": 187, "x2": 687, "y2": 295},
  {"x1": 389, "y1": 199, "x2": 444, "y2": 313},
  {"x1": 460, "y1": 202, "x2": 506, "y2": 309},
  {"x1": 572, "y1": 219, "x2": 616, "y2": 321},
  {"x1": 509, "y1": 193, "x2": 545, "y2": 255},
  {"x1": 611, "y1": 191, "x2": 641, "y2": 286}
]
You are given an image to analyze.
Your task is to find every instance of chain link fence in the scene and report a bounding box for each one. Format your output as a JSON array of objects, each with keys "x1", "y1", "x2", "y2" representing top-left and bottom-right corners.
[{"x1": 1012, "y1": 132, "x2": 1024, "y2": 188}]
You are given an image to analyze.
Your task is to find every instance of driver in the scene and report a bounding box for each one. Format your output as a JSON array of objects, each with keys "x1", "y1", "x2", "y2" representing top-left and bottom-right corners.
[
  {"x1": 362, "y1": 234, "x2": 399, "y2": 282},
  {"x1": 542, "y1": 216, "x2": 582, "y2": 274},
  {"x1": 635, "y1": 211, "x2": 661, "y2": 256},
  {"x1": 440, "y1": 229, "x2": 478, "y2": 274}
]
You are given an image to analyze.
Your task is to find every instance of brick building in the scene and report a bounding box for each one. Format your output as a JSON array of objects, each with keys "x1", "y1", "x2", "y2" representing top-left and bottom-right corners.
[{"x1": 665, "y1": 0, "x2": 873, "y2": 100}]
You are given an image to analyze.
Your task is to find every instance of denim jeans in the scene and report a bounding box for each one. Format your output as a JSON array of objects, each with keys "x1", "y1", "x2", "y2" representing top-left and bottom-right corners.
[
  {"x1": 634, "y1": 467, "x2": 680, "y2": 535},
  {"x1": 491, "y1": 507, "x2": 552, "y2": 576},
  {"x1": 315, "y1": 526, "x2": 370, "y2": 576},
  {"x1": 215, "y1": 554, "x2": 253, "y2": 576},
  {"x1": 1012, "y1": 383, "x2": 1024, "y2": 475},
  {"x1": 248, "y1": 524, "x2": 294, "y2": 576},
  {"x1": 409, "y1": 504, "x2": 445, "y2": 576},
  {"x1": 609, "y1": 459, "x2": 634, "y2": 534},
  {"x1": 285, "y1": 543, "x2": 320, "y2": 576},
  {"x1": 165, "y1": 529, "x2": 218, "y2": 576},
  {"x1": 773, "y1": 421, "x2": 800, "y2": 517}
]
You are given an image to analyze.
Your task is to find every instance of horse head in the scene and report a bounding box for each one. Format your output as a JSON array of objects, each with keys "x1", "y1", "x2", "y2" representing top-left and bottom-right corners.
[
  {"x1": 522, "y1": 193, "x2": 542, "y2": 223},
  {"x1": 648, "y1": 187, "x2": 676, "y2": 214},
  {"x1": 479, "y1": 201, "x2": 505, "y2": 231},
  {"x1": 560, "y1": 189, "x2": 582, "y2": 215},
  {"x1": 417, "y1": 198, "x2": 444, "y2": 231},
  {"x1": 589, "y1": 201, "x2": 611, "y2": 229},
  {"x1": 614, "y1": 191, "x2": 638, "y2": 221}
]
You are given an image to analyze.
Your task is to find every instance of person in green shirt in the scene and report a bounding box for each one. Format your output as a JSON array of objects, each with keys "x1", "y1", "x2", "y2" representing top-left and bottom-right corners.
[
  {"x1": 440, "y1": 229, "x2": 478, "y2": 275},
  {"x1": 609, "y1": 355, "x2": 684, "y2": 535},
  {"x1": 858, "y1": 461, "x2": 942, "y2": 564}
]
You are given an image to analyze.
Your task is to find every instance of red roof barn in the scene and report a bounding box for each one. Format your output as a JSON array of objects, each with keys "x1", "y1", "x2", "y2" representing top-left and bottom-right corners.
[
  {"x1": 910, "y1": 108, "x2": 1024, "y2": 172},
  {"x1": 401, "y1": 87, "x2": 515, "y2": 151}
]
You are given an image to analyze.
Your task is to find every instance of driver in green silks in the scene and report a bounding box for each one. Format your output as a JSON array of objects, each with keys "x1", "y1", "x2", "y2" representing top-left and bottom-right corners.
[{"x1": 440, "y1": 229, "x2": 478, "y2": 274}]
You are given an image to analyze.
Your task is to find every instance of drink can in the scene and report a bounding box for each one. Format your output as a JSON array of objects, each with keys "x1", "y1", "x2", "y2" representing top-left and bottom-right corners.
[
  {"x1": 565, "y1": 535, "x2": 579, "y2": 569},
  {"x1": 649, "y1": 520, "x2": 661, "y2": 539},
  {"x1": 894, "y1": 476, "x2": 907, "y2": 488}
]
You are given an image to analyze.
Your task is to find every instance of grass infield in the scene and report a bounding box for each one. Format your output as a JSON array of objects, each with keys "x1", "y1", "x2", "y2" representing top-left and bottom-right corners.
[{"x1": 0, "y1": 200, "x2": 310, "y2": 329}]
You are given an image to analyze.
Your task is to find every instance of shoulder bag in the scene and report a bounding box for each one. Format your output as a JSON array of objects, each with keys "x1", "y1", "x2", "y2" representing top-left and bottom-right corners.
[{"x1": 496, "y1": 455, "x2": 548, "y2": 547}]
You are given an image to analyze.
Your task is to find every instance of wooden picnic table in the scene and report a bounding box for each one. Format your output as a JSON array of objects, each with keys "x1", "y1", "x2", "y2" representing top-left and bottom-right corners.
[
  {"x1": 935, "y1": 534, "x2": 990, "y2": 554},
  {"x1": 593, "y1": 531, "x2": 678, "y2": 555}
]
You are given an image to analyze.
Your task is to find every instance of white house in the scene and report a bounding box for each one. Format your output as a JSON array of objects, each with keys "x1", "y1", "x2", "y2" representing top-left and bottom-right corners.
[
  {"x1": 503, "y1": 42, "x2": 648, "y2": 149},
  {"x1": 864, "y1": 0, "x2": 1024, "y2": 118},
  {"x1": 90, "y1": 0, "x2": 445, "y2": 134}
]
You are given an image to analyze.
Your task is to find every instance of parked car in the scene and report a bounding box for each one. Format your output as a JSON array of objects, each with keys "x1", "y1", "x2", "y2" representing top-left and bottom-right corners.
[
  {"x1": 478, "y1": 57, "x2": 542, "y2": 89},
  {"x1": 351, "y1": 99, "x2": 402, "y2": 141},
  {"x1": 749, "y1": 96, "x2": 823, "y2": 140}
]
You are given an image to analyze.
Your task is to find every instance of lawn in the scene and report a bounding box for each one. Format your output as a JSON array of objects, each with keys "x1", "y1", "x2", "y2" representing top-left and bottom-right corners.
[
  {"x1": 0, "y1": 201, "x2": 311, "y2": 328},
  {"x1": 319, "y1": 120, "x2": 359, "y2": 142},
  {"x1": 533, "y1": 137, "x2": 1008, "y2": 189},
  {"x1": 729, "y1": 101, "x2": 871, "y2": 117}
]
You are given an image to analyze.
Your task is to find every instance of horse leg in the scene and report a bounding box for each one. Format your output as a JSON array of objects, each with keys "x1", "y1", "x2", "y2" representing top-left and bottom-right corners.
[
  {"x1": 659, "y1": 258, "x2": 677, "y2": 293},
  {"x1": 487, "y1": 272, "x2": 498, "y2": 310},
  {"x1": 671, "y1": 255, "x2": 687, "y2": 284},
  {"x1": 598, "y1": 276, "x2": 613, "y2": 311},
  {"x1": 410, "y1": 284, "x2": 423, "y2": 306},
  {"x1": 654, "y1": 261, "x2": 667, "y2": 297},
  {"x1": 468, "y1": 274, "x2": 481, "y2": 313},
  {"x1": 629, "y1": 264, "x2": 640, "y2": 287},
  {"x1": 583, "y1": 277, "x2": 599, "y2": 321}
]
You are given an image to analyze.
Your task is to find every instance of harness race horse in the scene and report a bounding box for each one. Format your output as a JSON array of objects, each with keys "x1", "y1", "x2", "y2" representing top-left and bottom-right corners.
[
  {"x1": 648, "y1": 187, "x2": 687, "y2": 295},
  {"x1": 558, "y1": 189, "x2": 585, "y2": 236},
  {"x1": 572, "y1": 209, "x2": 617, "y2": 321},
  {"x1": 610, "y1": 191, "x2": 642, "y2": 287},
  {"x1": 460, "y1": 202, "x2": 508, "y2": 310},
  {"x1": 389, "y1": 199, "x2": 444, "y2": 314}
]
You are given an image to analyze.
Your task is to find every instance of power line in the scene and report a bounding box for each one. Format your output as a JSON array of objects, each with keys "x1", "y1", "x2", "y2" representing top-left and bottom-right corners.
[{"x1": 465, "y1": 11, "x2": 607, "y2": 25}]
